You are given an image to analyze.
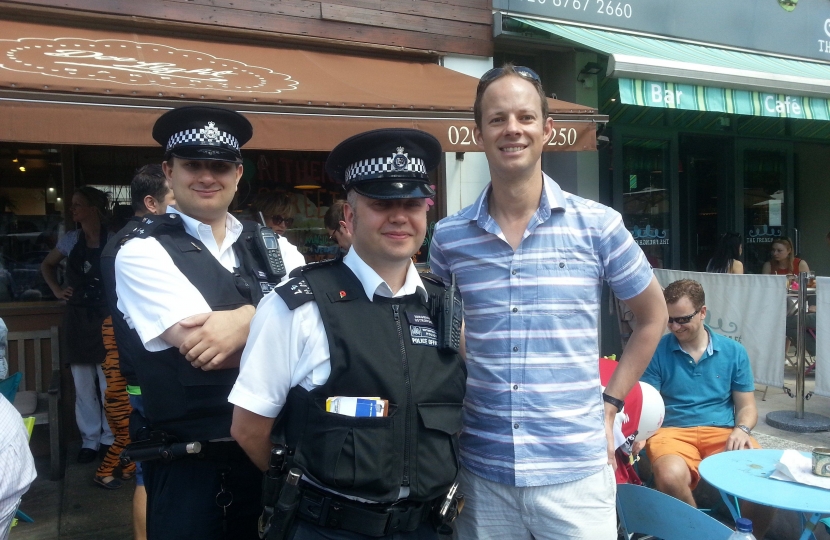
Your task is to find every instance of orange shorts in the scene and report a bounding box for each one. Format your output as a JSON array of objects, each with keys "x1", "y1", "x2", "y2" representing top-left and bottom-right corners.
[{"x1": 645, "y1": 426, "x2": 760, "y2": 489}]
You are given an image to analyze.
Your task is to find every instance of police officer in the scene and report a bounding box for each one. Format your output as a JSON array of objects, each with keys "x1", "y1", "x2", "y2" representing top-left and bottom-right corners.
[
  {"x1": 109, "y1": 106, "x2": 305, "y2": 540},
  {"x1": 230, "y1": 128, "x2": 467, "y2": 540}
]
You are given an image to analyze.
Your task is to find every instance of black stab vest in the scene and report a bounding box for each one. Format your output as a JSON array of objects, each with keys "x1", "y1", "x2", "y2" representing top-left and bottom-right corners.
[
  {"x1": 104, "y1": 214, "x2": 278, "y2": 441},
  {"x1": 66, "y1": 225, "x2": 109, "y2": 308},
  {"x1": 279, "y1": 261, "x2": 467, "y2": 503},
  {"x1": 101, "y1": 217, "x2": 143, "y2": 386}
]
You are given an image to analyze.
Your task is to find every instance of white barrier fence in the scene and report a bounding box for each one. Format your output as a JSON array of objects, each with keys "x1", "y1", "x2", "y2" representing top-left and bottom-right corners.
[
  {"x1": 815, "y1": 276, "x2": 830, "y2": 398},
  {"x1": 653, "y1": 270, "x2": 787, "y2": 388}
]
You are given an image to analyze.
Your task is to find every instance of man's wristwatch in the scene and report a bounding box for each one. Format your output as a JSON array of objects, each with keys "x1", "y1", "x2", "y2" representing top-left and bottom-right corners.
[
  {"x1": 602, "y1": 392, "x2": 625, "y2": 413},
  {"x1": 735, "y1": 424, "x2": 752, "y2": 436}
]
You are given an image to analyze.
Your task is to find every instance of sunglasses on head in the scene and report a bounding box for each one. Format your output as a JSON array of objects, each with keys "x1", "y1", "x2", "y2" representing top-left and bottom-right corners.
[
  {"x1": 668, "y1": 308, "x2": 700, "y2": 325},
  {"x1": 271, "y1": 215, "x2": 294, "y2": 227},
  {"x1": 478, "y1": 66, "x2": 541, "y2": 90}
]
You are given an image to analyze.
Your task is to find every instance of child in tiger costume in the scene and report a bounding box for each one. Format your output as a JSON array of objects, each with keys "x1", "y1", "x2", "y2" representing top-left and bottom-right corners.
[{"x1": 94, "y1": 316, "x2": 135, "y2": 488}]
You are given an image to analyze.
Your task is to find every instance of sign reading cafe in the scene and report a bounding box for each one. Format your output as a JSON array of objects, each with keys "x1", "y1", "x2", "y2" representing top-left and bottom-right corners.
[{"x1": 0, "y1": 37, "x2": 299, "y2": 93}]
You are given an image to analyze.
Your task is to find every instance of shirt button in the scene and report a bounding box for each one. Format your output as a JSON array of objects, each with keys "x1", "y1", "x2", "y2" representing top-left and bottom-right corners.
[
  {"x1": 513, "y1": 385, "x2": 518, "y2": 390},
  {"x1": 512, "y1": 307, "x2": 518, "y2": 313},
  {"x1": 559, "y1": 262, "x2": 565, "y2": 268},
  {"x1": 512, "y1": 269, "x2": 517, "y2": 275},
  {"x1": 513, "y1": 346, "x2": 519, "y2": 352},
  {"x1": 514, "y1": 423, "x2": 520, "y2": 429}
]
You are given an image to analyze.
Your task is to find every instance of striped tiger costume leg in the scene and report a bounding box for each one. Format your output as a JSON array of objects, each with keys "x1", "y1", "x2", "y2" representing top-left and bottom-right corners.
[{"x1": 97, "y1": 316, "x2": 136, "y2": 480}]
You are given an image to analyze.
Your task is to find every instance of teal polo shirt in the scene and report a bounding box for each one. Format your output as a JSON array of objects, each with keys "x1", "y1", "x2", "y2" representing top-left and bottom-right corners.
[{"x1": 641, "y1": 325, "x2": 755, "y2": 428}]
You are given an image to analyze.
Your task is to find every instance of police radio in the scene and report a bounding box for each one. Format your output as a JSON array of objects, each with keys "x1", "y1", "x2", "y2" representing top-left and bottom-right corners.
[
  {"x1": 438, "y1": 273, "x2": 462, "y2": 353},
  {"x1": 256, "y1": 212, "x2": 286, "y2": 281}
]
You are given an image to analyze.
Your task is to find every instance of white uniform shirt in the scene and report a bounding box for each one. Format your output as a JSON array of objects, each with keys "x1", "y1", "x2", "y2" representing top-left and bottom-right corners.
[
  {"x1": 114, "y1": 206, "x2": 306, "y2": 351},
  {"x1": 228, "y1": 249, "x2": 428, "y2": 419}
]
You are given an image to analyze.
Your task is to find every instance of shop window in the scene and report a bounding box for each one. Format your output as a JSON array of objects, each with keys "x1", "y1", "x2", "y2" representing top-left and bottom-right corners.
[
  {"x1": 0, "y1": 144, "x2": 64, "y2": 302},
  {"x1": 743, "y1": 150, "x2": 787, "y2": 274},
  {"x1": 621, "y1": 138, "x2": 671, "y2": 269}
]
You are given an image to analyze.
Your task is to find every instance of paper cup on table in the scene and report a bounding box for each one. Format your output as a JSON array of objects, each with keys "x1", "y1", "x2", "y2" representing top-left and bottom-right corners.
[{"x1": 812, "y1": 448, "x2": 830, "y2": 477}]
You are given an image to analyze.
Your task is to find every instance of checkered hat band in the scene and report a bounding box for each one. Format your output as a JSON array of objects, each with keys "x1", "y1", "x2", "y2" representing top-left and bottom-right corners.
[
  {"x1": 166, "y1": 128, "x2": 240, "y2": 151},
  {"x1": 345, "y1": 157, "x2": 427, "y2": 182}
]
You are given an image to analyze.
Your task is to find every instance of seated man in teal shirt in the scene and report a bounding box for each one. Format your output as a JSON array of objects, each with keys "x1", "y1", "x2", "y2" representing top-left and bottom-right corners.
[{"x1": 637, "y1": 279, "x2": 773, "y2": 537}]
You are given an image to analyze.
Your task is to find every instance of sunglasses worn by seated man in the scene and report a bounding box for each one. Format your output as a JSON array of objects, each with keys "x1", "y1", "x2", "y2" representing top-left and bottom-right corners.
[{"x1": 668, "y1": 308, "x2": 700, "y2": 325}]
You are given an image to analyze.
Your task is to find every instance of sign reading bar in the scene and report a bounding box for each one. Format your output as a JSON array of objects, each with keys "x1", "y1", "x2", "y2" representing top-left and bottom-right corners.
[
  {"x1": 497, "y1": 0, "x2": 830, "y2": 64},
  {"x1": 619, "y1": 79, "x2": 830, "y2": 120}
]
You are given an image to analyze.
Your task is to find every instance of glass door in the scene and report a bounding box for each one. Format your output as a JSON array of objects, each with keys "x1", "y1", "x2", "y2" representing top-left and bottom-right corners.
[
  {"x1": 680, "y1": 136, "x2": 732, "y2": 271},
  {"x1": 619, "y1": 138, "x2": 672, "y2": 269},
  {"x1": 738, "y1": 144, "x2": 794, "y2": 274}
]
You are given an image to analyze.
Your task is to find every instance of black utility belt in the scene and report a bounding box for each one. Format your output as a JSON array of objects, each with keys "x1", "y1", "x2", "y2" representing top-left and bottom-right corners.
[
  {"x1": 121, "y1": 431, "x2": 247, "y2": 465},
  {"x1": 296, "y1": 484, "x2": 430, "y2": 537}
]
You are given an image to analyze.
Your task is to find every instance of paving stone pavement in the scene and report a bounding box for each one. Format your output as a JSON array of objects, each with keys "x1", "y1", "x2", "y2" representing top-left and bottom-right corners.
[{"x1": 10, "y1": 364, "x2": 830, "y2": 540}]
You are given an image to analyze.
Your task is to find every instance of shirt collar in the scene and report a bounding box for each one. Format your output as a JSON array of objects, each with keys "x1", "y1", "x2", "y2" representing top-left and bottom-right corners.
[
  {"x1": 343, "y1": 249, "x2": 427, "y2": 302},
  {"x1": 166, "y1": 205, "x2": 243, "y2": 243},
  {"x1": 670, "y1": 325, "x2": 715, "y2": 357},
  {"x1": 460, "y1": 173, "x2": 567, "y2": 227}
]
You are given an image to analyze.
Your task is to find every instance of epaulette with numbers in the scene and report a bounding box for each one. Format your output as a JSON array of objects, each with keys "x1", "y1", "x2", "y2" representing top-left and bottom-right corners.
[
  {"x1": 117, "y1": 213, "x2": 184, "y2": 246},
  {"x1": 276, "y1": 276, "x2": 315, "y2": 310}
]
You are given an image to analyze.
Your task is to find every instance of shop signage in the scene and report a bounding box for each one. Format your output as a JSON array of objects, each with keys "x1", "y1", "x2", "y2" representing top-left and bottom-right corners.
[
  {"x1": 629, "y1": 225, "x2": 668, "y2": 246},
  {"x1": 0, "y1": 37, "x2": 298, "y2": 93},
  {"x1": 495, "y1": 0, "x2": 830, "y2": 63},
  {"x1": 746, "y1": 225, "x2": 782, "y2": 244},
  {"x1": 619, "y1": 79, "x2": 830, "y2": 121},
  {"x1": 442, "y1": 121, "x2": 595, "y2": 151}
]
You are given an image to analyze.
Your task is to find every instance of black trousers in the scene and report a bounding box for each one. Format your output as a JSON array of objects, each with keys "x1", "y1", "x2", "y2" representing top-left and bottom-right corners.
[
  {"x1": 290, "y1": 520, "x2": 437, "y2": 540},
  {"x1": 144, "y1": 447, "x2": 262, "y2": 540}
]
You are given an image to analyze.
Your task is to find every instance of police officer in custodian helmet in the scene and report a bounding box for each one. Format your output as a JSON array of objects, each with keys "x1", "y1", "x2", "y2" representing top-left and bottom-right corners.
[
  {"x1": 230, "y1": 128, "x2": 467, "y2": 539},
  {"x1": 108, "y1": 106, "x2": 305, "y2": 539}
]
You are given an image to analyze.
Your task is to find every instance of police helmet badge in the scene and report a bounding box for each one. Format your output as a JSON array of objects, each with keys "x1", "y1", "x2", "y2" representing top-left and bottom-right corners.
[
  {"x1": 325, "y1": 128, "x2": 441, "y2": 200},
  {"x1": 203, "y1": 121, "x2": 220, "y2": 141},
  {"x1": 392, "y1": 147, "x2": 409, "y2": 170},
  {"x1": 152, "y1": 106, "x2": 253, "y2": 163}
]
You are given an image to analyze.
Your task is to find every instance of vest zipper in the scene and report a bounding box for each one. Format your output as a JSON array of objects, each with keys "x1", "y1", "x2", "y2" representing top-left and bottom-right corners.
[{"x1": 392, "y1": 304, "x2": 412, "y2": 487}]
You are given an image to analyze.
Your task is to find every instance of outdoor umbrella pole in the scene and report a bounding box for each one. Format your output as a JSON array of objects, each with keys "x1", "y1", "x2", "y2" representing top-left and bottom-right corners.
[{"x1": 796, "y1": 271, "x2": 808, "y2": 419}]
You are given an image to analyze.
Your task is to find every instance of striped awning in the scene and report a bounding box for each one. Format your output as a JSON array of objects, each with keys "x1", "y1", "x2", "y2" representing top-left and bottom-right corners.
[
  {"x1": 618, "y1": 79, "x2": 830, "y2": 120},
  {"x1": 512, "y1": 17, "x2": 830, "y2": 120}
]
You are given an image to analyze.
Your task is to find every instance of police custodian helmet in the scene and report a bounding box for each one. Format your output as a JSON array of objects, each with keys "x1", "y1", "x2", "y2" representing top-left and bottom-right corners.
[
  {"x1": 325, "y1": 128, "x2": 441, "y2": 200},
  {"x1": 152, "y1": 105, "x2": 253, "y2": 163}
]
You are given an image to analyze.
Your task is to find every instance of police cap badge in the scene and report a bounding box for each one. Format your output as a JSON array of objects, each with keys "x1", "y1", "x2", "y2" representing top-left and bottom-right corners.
[
  {"x1": 152, "y1": 105, "x2": 253, "y2": 163},
  {"x1": 325, "y1": 128, "x2": 441, "y2": 200}
]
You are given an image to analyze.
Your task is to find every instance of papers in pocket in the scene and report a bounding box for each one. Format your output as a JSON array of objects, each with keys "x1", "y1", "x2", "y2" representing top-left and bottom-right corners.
[{"x1": 326, "y1": 396, "x2": 389, "y2": 417}]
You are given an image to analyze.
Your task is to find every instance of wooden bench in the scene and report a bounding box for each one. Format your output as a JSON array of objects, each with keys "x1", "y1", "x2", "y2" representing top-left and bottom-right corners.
[{"x1": 9, "y1": 326, "x2": 63, "y2": 480}]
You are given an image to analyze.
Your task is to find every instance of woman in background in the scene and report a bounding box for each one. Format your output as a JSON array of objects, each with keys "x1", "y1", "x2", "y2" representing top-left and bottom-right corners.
[
  {"x1": 706, "y1": 232, "x2": 744, "y2": 274},
  {"x1": 762, "y1": 237, "x2": 809, "y2": 275},
  {"x1": 41, "y1": 186, "x2": 114, "y2": 464},
  {"x1": 250, "y1": 191, "x2": 295, "y2": 238}
]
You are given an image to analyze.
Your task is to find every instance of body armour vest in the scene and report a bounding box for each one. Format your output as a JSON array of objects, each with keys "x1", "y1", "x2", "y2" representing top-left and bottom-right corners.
[
  {"x1": 278, "y1": 261, "x2": 467, "y2": 503},
  {"x1": 101, "y1": 217, "x2": 144, "y2": 387},
  {"x1": 103, "y1": 213, "x2": 278, "y2": 441}
]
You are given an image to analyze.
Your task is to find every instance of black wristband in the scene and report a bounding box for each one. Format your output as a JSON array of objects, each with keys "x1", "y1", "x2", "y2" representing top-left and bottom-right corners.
[{"x1": 602, "y1": 392, "x2": 625, "y2": 412}]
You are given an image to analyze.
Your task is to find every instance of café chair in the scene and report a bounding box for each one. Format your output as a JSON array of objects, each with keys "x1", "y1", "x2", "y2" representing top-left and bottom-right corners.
[
  {"x1": 616, "y1": 484, "x2": 733, "y2": 540},
  {"x1": 8, "y1": 326, "x2": 64, "y2": 480}
]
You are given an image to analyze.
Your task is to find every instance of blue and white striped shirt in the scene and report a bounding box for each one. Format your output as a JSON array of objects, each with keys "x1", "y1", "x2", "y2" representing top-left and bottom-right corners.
[{"x1": 429, "y1": 174, "x2": 653, "y2": 486}]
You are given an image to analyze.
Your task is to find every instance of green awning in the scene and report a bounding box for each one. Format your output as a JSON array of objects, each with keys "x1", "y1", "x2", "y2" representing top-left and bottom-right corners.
[
  {"x1": 512, "y1": 17, "x2": 830, "y2": 119},
  {"x1": 618, "y1": 79, "x2": 830, "y2": 120}
]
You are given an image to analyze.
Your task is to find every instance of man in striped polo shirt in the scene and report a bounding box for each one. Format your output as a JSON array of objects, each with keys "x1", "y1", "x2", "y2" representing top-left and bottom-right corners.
[{"x1": 428, "y1": 64, "x2": 668, "y2": 539}]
